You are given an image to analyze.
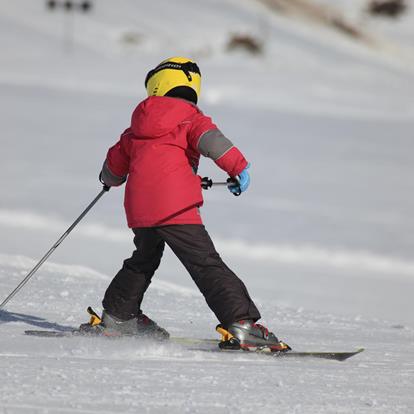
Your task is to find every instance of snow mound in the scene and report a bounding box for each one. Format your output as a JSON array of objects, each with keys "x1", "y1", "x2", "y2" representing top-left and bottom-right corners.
[{"x1": 4, "y1": 208, "x2": 414, "y2": 279}]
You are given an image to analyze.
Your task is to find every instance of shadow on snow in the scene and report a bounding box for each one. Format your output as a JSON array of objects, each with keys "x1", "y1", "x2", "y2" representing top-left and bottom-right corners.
[{"x1": 0, "y1": 309, "x2": 73, "y2": 331}]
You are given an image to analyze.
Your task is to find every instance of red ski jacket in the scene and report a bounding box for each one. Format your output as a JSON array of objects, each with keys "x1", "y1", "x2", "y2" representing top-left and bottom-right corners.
[{"x1": 102, "y1": 96, "x2": 248, "y2": 228}]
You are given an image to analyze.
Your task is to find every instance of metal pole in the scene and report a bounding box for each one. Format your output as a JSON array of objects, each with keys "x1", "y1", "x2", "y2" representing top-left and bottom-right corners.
[
  {"x1": 210, "y1": 181, "x2": 229, "y2": 186},
  {"x1": 0, "y1": 186, "x2": 109, "y2": 310},
  {"x1": 63, "y1": 7, "x2": 75, "y2": 53}
]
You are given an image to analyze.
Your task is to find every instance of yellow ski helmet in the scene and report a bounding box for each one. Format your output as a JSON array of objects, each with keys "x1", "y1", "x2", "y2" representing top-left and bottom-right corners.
[{"x1": 144, "y1": 57, "x2": 201, "y2": 104}]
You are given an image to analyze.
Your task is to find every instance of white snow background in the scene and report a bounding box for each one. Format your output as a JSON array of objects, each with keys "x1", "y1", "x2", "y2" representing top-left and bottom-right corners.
[{"x1": 0, "y1": 0, "x2": 414, "y2": 412}]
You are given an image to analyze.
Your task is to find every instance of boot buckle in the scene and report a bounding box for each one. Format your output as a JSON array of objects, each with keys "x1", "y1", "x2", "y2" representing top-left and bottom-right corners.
[{"x1": 87, "y1": 306, "x2": 102, "y2": 326}]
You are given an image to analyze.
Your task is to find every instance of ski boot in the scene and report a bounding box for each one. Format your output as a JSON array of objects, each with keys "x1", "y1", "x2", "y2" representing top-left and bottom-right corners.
[
  {"x1": 216, "y1": 320, "x2": 291, "y2": 353},
  {"x1": 79, "y1": 307, "x2": 170, "y2": 340}
]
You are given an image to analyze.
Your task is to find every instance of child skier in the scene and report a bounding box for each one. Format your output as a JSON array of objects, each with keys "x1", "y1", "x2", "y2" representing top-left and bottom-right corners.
[{"x1": 84, "y1": 57, "x2": 289, "y2": 352}]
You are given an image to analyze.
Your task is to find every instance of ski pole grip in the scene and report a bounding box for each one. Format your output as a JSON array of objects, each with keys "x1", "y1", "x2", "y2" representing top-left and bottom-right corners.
[
  {"x1": 227, "y1": 177, "x2": 241, "y2": 196},
  {"x1": 99, "y1": 173, "x2": 111, "y2": 191}
]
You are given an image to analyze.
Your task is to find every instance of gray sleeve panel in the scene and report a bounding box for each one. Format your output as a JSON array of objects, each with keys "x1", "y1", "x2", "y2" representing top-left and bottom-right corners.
[
  {"x1": 197, "y1": 129, "x2": 234, "y2": 161},
  {"x1": 101, "y1": 160, "x2": 127, "y2": 186}
]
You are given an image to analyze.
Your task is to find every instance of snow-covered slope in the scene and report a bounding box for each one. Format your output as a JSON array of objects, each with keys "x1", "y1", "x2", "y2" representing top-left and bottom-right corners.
[
  {"x1": 1, "y1": 256, "x2": 413, "y2": 413},
  {"x1": 1, "y1": 0, "x2": 414, "y2": 412}
]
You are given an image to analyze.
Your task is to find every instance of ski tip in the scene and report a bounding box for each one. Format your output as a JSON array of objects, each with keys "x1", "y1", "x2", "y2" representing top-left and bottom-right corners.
[
  {"x1": 333, "y1": 347, "x2": 365, "y2": 361},
  {"x1": 278, "y1": 347, "x2": 365, "y2": 361},
  {"x1": 339, "y1": 348, "x2": 365, "y2": 361}
]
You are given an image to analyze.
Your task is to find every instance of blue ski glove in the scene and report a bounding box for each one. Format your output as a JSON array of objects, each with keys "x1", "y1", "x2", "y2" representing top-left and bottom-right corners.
[{"x1": 228, "y1": 163, "x2": 250, "y2": 196}]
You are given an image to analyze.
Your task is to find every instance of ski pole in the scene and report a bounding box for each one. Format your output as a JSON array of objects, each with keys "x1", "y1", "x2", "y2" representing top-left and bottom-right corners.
[
  {"x1": 201, "y1": 177, "x2": 241, "y2": 196},
  {"x1": 0, "y1": 185, "x2": 110, "y2": 311}
]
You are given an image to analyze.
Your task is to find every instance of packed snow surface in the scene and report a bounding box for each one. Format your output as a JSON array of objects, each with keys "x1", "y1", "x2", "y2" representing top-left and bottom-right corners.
[{"x1": 1, "y1": 0, "x2": 414, "y2": 412}]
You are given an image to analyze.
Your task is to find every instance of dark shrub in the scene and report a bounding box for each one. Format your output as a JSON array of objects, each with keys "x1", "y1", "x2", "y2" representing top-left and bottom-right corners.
[
  {"x1": 227, "y1": 34, "x2": 263, "y2": 55},
  {"x1": 368, "y1": 0, "x2": 407, "y2": 18}
]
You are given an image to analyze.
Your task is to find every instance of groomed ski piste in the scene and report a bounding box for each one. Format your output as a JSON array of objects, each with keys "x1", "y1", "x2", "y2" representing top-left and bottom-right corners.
[{"x1": 1, "y1": 0, "x2": 414, "y2": 412}]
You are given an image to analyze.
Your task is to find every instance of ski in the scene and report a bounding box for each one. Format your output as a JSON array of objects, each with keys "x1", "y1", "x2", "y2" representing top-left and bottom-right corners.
[{"x1": 24, "y1": 330, "x2": 364, "y2": 361}]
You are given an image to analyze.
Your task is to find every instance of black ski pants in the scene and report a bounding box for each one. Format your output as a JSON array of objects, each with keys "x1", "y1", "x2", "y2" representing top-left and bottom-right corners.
[{"x1": 102, "y1": 224, "x2": 261, "y2": 326}]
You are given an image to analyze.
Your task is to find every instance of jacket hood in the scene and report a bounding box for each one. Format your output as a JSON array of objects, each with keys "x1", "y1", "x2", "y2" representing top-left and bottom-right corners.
[{"x1": 131, "y1": 96, "x2": 197, "y2": 138}]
